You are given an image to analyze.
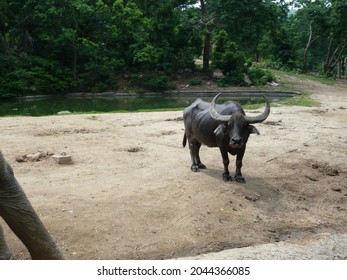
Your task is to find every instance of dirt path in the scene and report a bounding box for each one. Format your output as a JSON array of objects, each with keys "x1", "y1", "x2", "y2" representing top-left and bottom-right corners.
[{"x1": 1, "y1": 75, "x2": 346, "y2": 259}]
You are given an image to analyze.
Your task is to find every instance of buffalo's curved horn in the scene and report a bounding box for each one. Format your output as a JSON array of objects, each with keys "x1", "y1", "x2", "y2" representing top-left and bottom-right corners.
[
  {"x1": 209, "y1": 93, "x2": 232, "y2": 122},
  {"x1": 244, "y1": 94, "x2": 270, "y2": 124}
]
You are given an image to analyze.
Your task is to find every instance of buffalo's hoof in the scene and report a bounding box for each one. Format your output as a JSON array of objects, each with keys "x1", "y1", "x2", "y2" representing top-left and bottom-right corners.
[
  {"x1": 191, "y1": 163, "x2": 206, "y2": 172},
  {"x1": 234, "y1": 175, "x2": 246, "y2": 183},
  {"x1": 222, "y1": 173, "x2": 232, "y2": 182},
  {"x1": 191, "y1": 165, "x2": 200, "y2": 172},
  {"x1": 198, "y1": 163, "x2": 206, "y2": 169}
]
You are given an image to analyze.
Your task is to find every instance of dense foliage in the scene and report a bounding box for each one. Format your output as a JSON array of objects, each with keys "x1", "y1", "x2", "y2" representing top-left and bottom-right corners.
[{"x1": 0, "y1": 0, "x2": 346, "y2": 96}]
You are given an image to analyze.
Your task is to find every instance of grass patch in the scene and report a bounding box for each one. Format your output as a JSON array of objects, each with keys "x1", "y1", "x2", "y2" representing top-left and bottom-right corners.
[
  {"x1": 279, "y1": 97, "x2": 320, "y2": 107},
  {"x1": 268, "y1": 69, "x2": 335, "y2": 85},
  {"x1": 259, "y1": 69, "x2": 325, "y2": 107},
  {"x1": 242, "y1": 103, "x2": 267, "y2": 110},
  {"x1": 72, "y1": 107, "x2": 184, "y2": 115},
  {"x1": 277, "y1": 94, "x2": 320, "y2": 107}
]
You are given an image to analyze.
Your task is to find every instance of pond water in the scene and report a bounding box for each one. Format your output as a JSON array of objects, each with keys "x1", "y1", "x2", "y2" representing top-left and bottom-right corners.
[{"x1": 0, "y1": 91, "x2": 297, "y2": 116}]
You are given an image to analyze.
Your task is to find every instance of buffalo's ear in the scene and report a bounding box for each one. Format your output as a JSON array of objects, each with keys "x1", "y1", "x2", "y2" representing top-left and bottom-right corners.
[
  {"x1": 214, "y1": 124, "x2": 227, "y2": 136},
  {"x1": 249, "y1": 125, "x2": 260, "y2": 135}
]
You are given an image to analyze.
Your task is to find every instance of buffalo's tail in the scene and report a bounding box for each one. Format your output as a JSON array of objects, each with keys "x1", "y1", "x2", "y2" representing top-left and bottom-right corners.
[{"x1": 182, "y1": 132, "x2": 187, "y2": 147}]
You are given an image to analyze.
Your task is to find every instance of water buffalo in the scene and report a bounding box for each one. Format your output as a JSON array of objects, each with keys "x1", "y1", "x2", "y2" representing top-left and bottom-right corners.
[{"x1": 182, "y1": 93, "x2": 270, "y2": 182}]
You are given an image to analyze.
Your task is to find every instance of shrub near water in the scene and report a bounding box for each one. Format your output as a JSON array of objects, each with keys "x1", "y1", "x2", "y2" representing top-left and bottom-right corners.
[
  {"x1": 211, "y1": 31, "x2": 276, "y2": 87},
  {"x1": 189, "y1": 78, "x2": 202, "y2": 86},
  {"x1": 247, "y1": 67, "x2": 276, "y2": 85},
  {"x1": 131, "y1": 73, "x2": 170, "y2": 91},
  {"x1": 0, "y1": 55, "x2": 72, "y2": 97},
  {"x1": 212, "y1": 31, "x2": 248, "y2": 86}
]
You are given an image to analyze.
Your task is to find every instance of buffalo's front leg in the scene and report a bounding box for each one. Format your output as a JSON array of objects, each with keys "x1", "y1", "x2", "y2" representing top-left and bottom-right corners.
[
  {"x1": 220, "y1": 148, "x2": 232, "y2": 181},
  {"x1": 234, "y1": 148, "x2": 246, "y2": 183},
  {"x1": 189, "y1": 140, "x2": 206, "y2": 172}
]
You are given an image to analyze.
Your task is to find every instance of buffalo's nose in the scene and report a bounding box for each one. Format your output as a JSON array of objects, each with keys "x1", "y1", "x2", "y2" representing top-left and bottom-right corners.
[{"x1": 231, "y1": 137, "x2": 242, "y2": 144}]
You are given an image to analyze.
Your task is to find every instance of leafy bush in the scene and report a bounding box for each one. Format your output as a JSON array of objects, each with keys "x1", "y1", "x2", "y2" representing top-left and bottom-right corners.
[
  {"x1": 0, "y1": 54, "x2": 72, "y2": 97},
  {"x1": 212, "y1": 31, "x2": 247, "y2": 75},
  {"x1": 218, "y1": 72, "x2": 248, "y2": 87},
  {"x1": 189, "y1": 78, "x2": 202, "y2": 86},
  {"x1": 211, "y1": 30, "x2": 248, "y2": 86},
  {"x1": 247, "y1": 67, "x2": 275, "y2": 85},
  {"x1": 131, "y1": 73, "x2": 170, "y2": 91},
  {"x1": 145, "y1": 75, "x2": 168, "y2": 91},
  {"x1": 133, "y1": 44, "x2": 163, "y2": 70}
]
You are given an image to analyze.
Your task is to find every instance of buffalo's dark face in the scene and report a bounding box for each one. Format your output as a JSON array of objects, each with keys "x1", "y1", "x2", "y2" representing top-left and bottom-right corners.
[
  {"x1": 227, "y1": 114, "x2": 260, "y2": 148},
  {"x1": 210, "y1": 93, "x2": 269, "y2": 149}
]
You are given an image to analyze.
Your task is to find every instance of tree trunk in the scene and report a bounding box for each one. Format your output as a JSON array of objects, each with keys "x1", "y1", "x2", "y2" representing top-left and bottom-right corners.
[
  {"x1": 0, "y1": 31, "x2": 9, "y2": 53},
  {"x1": 331, "y1": 44, "x2": 346, "y2": 72},
  {"x1": 303, "y1": 21, "x2": 319, "y2": 73},
  {"x1": 337, "y1": 60, "x2": 342, "y2": 79},
  {"x1": 200, "y1": 0, "x2": 210, "y2": 72},
  {"x1": 72, "y1": 11, "x2": 78, "y2": 89},
  {"x1": 324, "y1": 42, "x2": 346, "y2": 74},
  {"x1": 202, "y1": 32, "x2": 211, "y2": 72}
]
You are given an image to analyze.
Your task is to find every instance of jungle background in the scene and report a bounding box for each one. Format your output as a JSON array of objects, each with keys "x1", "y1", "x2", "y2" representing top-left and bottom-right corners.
[{"x1": 0, "y1": 0, "x2": 346, "y2": 97}]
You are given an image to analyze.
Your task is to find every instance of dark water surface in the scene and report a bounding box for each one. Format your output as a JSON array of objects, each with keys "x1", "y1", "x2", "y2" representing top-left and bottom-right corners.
[{"x1": 0, "y1": 91, "x2": 297, "y2": 116}]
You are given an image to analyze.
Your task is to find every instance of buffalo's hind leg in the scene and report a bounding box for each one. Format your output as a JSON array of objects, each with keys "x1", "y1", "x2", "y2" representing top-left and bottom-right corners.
[{"x1": 189, "y1": 139, "x2": 206, "y2": 172}]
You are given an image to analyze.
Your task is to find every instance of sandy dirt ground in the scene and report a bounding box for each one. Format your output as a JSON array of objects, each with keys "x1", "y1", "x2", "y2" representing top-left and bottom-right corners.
[{"x1": 0, "y1": 74, "x2": 346, "y2": 260}]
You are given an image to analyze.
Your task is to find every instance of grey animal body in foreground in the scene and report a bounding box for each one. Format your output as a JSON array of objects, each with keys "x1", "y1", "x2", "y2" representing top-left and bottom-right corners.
[
  {"x1": 183, "y1": 93, "x2": 270, "y2": 182},
  {"x1": 0, "y1": 151, "x2": 64, "y2": 260}
]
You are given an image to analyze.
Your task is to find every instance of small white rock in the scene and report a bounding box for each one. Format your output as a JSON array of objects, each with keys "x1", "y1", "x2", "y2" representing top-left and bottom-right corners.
[{"x1": 52, "y1": 153, "x2": 72, "y2": 164}]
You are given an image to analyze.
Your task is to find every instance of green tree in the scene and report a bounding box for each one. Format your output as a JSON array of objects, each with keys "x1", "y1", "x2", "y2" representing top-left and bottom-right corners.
[
  {"x1": 323, "y1": 0, "x2": 347, "y2": 74},
  {"x1": 72, "y1": 0, "x2": 148, "y2": 90},
  {"x1": 287, "y1": 0, "x2": 346, "y2": 74},
  {"x1": 132, "y1": 0, "x2": 201, "y2": 72},
  {"x1": 206, "y1": 0, "x2": 289, "y2": 60},
  {"x1": 2, "y1": 0, "x2": 345, "y2": 97},
  {"x1": 212, "y1": 30, "x2": 247, "y2": 86}
]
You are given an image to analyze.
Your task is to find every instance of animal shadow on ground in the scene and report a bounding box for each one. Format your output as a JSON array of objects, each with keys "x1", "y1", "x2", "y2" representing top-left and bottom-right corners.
[{"x1": 202, "y1": 168, "x2": 283, "y2": 205}]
